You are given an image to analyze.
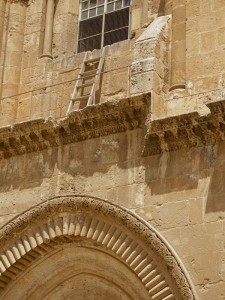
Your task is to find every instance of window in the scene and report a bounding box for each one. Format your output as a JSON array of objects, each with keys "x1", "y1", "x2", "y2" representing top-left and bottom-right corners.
[{"x1": 78, "y1": 0, "x2": 131, "y2": 53}]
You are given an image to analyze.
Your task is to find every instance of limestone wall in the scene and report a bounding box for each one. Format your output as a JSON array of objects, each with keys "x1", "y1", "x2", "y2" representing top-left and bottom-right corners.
[
  {"x1": 0, "y1": 0, "x2": 224, "y2": 125},
  {"x1": 0, "y1": 126, "x2": 225, "y2": 299},
  {"x1": 0, "y1": 1, "x2": 225, "y2": 299},
  {"x1": 166, "y1": 0, "x2": 225, "y2": 116}
]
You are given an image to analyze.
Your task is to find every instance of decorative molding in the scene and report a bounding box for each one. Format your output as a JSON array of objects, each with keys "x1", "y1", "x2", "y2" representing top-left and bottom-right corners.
[
  {"x1": 0, "y1": 195, "x2": 198, "y2": 299},
  {"x1": 143, "y1": 99, "x2": 225, "y2": 156},
  {"x1": 6, "y1": 0, "x2": 29, "y2": 5},
  {"x1": 1, "y1": 94, "x2": 225, "y2": 159},
  {"x1": 0, "y1": 95, "x2": 148, "y2": 159}
]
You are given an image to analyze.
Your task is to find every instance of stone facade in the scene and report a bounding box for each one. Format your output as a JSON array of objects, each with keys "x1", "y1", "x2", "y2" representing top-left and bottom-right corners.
[{"x1": 0, "y1": 0, "x2": 225, "y2": 299}]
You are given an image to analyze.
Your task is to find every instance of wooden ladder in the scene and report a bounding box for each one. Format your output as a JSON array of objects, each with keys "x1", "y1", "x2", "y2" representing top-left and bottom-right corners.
[{"x1": 67, "y1": 48, "x2": 106, "y2": 114}]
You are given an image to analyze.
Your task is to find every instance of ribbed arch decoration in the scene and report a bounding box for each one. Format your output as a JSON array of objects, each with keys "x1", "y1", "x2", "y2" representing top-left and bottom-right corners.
[{"x1": 0, "y1": 195, "x2": 197, "y2": 299}]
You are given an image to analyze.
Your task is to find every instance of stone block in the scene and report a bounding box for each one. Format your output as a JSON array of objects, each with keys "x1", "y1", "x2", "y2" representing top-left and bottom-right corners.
[
  {"x1": 1, "y1": 96, "x2": 17, "y2": 117},
  {"x1": 179, "y1": 222, "x2": 223, "y2": 256},
  {"x1": 134, "y1": 39, "x2": 160, "y2": 61},
  {"x1": 136, "y1": 16, "x2": 170, "y2": 43},
  {"x1": 200, "y1": 31, "x2": 216, "y2": 53},
  {"x1": 130, "y1": 58, "x2": 156, "y2": 75},
  {"x1": 137, "y1": 200, "x2": 190, "y2": 230},
  {"x1": 25, "y1": 13, "x2": 43, "y2": 35},
  {"x1": 186, "y1": 34, "x2": 200, "y2": 57},
  {"x1": 3, "y1": 67, "x2": 20, "y2": 83},
  {"x1": 213, "y1": 0, "x2": 225, "y2": 10},
  {"x1": 200, "y1": 0, "x2": 212, "y2": 14},
  {"x1": 188, "y1": 198, "x2": 204, "y2": 225},
  {"x1": 197, "y1": 281, "x2": 225, "y2": 300},
  {"x1": 186, "y1": 0, "x2": 200, "y2": 18},
  {"x1": 102, "y1": 69, "x2": 128, "y2": 99},
  {"x1": 183, "y1": 252, "x2": 223, "y2": 284},
  {"x1": 218, "y1": 27, "x2": 225, "y2": 46},
  {"x1": 23, "y1": 32, "x2": 41, "y2": 52},
  {"x1": 16, "y1": 97, "x2": 31, "y2": 120},
  {"x1": 130, "y1": 71, "x2": 153, "y2": 95},
  {"x1": 131, "y1": 8, "x2": 142, "y2": 31}
]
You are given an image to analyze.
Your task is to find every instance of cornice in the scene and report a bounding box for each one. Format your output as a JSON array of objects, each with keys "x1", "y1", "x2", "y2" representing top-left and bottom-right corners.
[
  {"x1": 142, "y1": 99, "x2": 225, "y2": 156},
  {"x1": 0, "y1": 94, "x2": 148, "y2": 159},
  {"x1": 6, "y1": 0, "x2": 29, "y2": 5},
  {"x1": 1, "y1": 95, "x2": 225, "y2": 159}
]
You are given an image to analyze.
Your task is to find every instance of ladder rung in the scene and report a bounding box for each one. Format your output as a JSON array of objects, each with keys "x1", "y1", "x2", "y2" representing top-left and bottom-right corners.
[
  {"x1": 80, "y1": 69, "x2": 97, "y2": 77},
  {"x1": 85, "y1": 57, "x2": 101, "y2": 64},
  {"x1": 77, "y1": 82, "x2": 94, "y2": 89},
  {"x1": 71, "y1": 95, "x2": 89, "y2": 102}
]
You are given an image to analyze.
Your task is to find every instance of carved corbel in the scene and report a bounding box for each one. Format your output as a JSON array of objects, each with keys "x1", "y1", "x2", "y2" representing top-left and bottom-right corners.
[{"x1": 6, "y1": 0, "x2": 29, "y2": 5}]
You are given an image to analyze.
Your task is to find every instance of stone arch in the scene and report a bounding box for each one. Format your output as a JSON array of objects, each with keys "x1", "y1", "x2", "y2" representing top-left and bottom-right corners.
[{"x1": 0, "y1": 195, "x2": 198, "y2": 299}]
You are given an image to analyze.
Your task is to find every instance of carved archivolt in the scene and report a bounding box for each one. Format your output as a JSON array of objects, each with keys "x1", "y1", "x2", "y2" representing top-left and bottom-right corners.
[{"x1": 0, "y1": 195, "x2": 197, "y2": 299}]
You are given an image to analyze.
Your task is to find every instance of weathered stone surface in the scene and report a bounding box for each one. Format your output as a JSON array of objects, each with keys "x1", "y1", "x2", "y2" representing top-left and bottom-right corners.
[
  {"x1": 0, "y1": 94, "x2": 148, "y2": 159},
  {"x1": 0, "y1": 1, "x2": 225, "y2": 299}
]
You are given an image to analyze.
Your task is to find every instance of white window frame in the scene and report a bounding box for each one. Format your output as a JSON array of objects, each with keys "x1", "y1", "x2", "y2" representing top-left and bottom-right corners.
[{"x1": 77, "y1": 0, "x2": 132, "y2": 52}]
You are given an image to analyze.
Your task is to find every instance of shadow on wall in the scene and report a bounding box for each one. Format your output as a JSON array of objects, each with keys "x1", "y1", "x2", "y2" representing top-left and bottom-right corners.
[
  {"x1": 0, "y1": 127, "x2": 224, "y2": 213},
  {"x1": 0, "y1": 129, "x2": 139, "y2": 192},
  {"x1": 145, "y1": 142, "x2": 225, "y2": 214},
  {"x1": 205, "y1": 141, "x2": 225, "y2": 213}
]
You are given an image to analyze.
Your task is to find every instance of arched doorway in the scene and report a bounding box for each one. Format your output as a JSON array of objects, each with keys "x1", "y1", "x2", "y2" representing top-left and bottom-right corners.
[{"x1": 0, "y1": 195, "x2": 197, "y2": 299}]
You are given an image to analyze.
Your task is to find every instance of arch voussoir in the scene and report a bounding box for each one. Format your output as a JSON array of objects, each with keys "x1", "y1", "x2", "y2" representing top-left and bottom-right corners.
[{"x1": 0, "y1": 195, "x2": 197, "y2": 300}]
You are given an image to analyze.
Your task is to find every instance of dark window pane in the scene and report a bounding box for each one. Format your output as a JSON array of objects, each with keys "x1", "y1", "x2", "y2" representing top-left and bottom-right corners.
[
  {"x1": 78, "y1": 35, "x2": 102, "y2": 52},
  {"x1": 82, "y1": 1, "x2": 88, "y2": 10},
  {"x1": 103, "y1": 27, "x2": 128, "y2": 46},
  {"x1": 79, "y1": 16, "x2": 103, "y2": 39},
  {"x1": 123, "y1": 0, "x2": 130, "y2": 7},
  {"x1": 115, "y1": 0, "x2": 122, "y2": 10},
  {"x1": 107, "y1": 2, "x2": 114, "y2": 12},
  {"x1": 89, "y1": 7, "x2": 97, "y2": 17},
  {"x1": 104, "y1": 8, "x2": 129, "y2": 32},
  {"x1": 81, "y1": 10, "x2": 88, "y2": 20},
  {"x1": 97, "y1": 5, "x2": 104, "y2": 15},
  {"x1": 90, "y1": 0, "x2": 97, "y2": 7}
]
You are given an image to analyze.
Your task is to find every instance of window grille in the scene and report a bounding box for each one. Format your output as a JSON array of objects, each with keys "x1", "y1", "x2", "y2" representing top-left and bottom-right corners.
[{"x1": 78, "y1": 0, "x2": 131, "y2": 53}]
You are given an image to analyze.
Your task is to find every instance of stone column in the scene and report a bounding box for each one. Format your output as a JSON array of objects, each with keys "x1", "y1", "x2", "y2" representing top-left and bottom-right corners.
[
  {"x1": 41, "y1": 0, "x2": 55, "y2": 59},
  {"x1": 170, "y1": 0, "x2": 186, "y2": 91}
]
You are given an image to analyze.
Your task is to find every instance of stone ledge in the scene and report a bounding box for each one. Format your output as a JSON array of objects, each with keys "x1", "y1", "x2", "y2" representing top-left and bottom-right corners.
[
  {"x1": 1, "y1": 94, "x2": 225, "y2": 159},
  {"x1": 0, "y1": 94, "x2": 149, "y2": 159},
  {"x1": 143, "y1": 99, "x2": 225, "y2": 156}
]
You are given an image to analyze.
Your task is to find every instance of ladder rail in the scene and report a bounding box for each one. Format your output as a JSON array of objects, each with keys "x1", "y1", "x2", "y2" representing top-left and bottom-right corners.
[
  {"x1": 71, "y1": 51, "x2": 88, "y2": 100},
  {"x1": 67, "y1": 52, "x2": 88, "y2": 114},
  {"x1": 67, "y1": 48, "x2": 106, "y2": 114},
  {"x1": 87, "y1": 48, "x2": 106, "y2": 106}
]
